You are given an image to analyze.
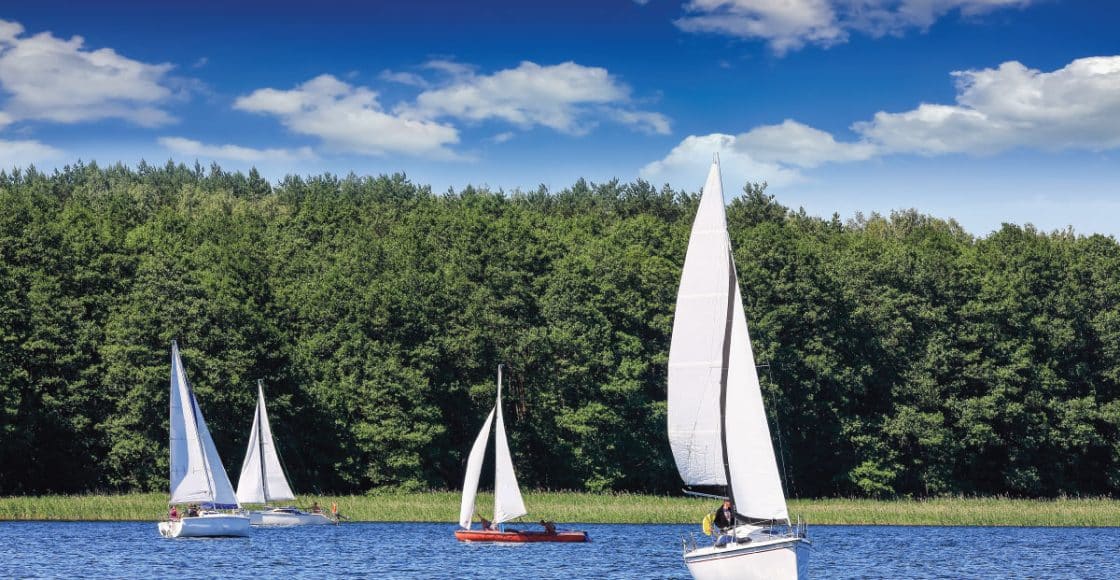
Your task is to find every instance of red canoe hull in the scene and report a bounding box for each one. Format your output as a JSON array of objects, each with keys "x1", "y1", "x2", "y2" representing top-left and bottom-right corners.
[{"x1": 454, "y1": 529, "x2": 589, "y2": 543}]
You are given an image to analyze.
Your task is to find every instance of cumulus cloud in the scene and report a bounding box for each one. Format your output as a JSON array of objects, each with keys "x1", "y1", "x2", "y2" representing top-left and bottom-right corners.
[
  {"x1": 640, "y1": 133, "x2": 804, "y2": 189},
  {"x1": 0, "y1": 138, "x2": 63, "y2": 168},
  {"x1": 234, "y1": 74, "x2": 461, "y2": 158},
  {"x1": 158, "y1": 136, "x2": 315, "y2": 163},
  {"x1": 858, "y1": 57, "x2": 1120, "y2": 154},
  {"x1": 643, "y1": 56, "x2": 1120, "y2": 187},
  {"x1": 402, "y1": 60, "x2": 669, "y2": 135},
  {"x1": 0, "y1": 18, "x2": 178, "y2": 126},
  {"x1": 676, "y1": 0, "x2": 1031, "y2": 54}
]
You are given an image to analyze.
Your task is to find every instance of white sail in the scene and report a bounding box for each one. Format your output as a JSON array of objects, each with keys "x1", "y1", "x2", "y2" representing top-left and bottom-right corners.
[
  {"x1": 458, "y1": 408, "x2": 495, "y2": 529},
  {"x1": 237, "y1": 381, "x2": 297, "y2": 505},
  {"x1": 724, "y1": 279, "x2": 789, "y2": 522},
  {"x1": 169, "y1": 340, "x2": 212, "y2": 504},
  {"x1": 667, "y1": 161, "x2": 734, "y2": 487},
  {"x1": 492, "y1": 366, "x2": 527, "y2": 524},
  {"x1": 168, "y1": 341, "x2": 240, "y2": 507},
  {"x1": 668, "y1": 159, "x2": 789, "y2": 522}
]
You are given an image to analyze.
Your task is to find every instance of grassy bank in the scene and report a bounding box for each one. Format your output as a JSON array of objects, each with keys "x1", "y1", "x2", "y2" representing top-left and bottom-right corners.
[{"x1": 1, "y1": 493, "x2": 1118, "y2": 526}]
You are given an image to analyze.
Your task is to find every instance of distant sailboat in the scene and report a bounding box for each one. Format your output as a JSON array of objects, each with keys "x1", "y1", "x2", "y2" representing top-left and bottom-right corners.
[
  {"x1": 668, "y1": 159, "x2": 809, "y2": 578},
  {"x1": 454, "y1": 365, "x2": 587, "y2": 543},
  {"x1": 236, "y1": 380, "x2": 335, "y2": 526},
  {"x1": 158, "y1": 340, "x2": 250, "y2": 538}
]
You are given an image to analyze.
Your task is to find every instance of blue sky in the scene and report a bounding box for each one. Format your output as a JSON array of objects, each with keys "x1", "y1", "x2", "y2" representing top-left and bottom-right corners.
[{"x1": 0, "y1": 0, "x2": 1118, "y2": 235}]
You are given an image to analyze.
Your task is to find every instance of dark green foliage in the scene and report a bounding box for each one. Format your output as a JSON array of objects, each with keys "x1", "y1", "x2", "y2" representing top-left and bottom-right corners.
[{"x1": 0, "y1": 162, "x2": 1117, "y2": 498}]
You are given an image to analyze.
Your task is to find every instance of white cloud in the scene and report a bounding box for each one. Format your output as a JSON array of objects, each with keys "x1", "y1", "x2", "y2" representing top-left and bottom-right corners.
[
  {"x1": 643, "y1": 56, "x2": 1120, "y2": 187},
  {"x1": 490, "y1": 131, "x2": 515, "y2": 144},
  {"x1": 0, "y1": 18, "x2": 178, "y2": 126},
  {"x1": 403, "y1": 61, "x2": 667, "y2": 136},
  {"x1": 858, "y1": 57, "x2": 1120, "y2": 154},
  {"x1": 234, "y1": 74, "x2": 461, "y2": 158},
  {"x1": 610, "y1": 108, "x2": 673, "y2": 135},
  {"x1": 676, "y1": 0, "x2": 1030, "y2": 54},
  {"x1": 158, "y1": 136, "x2": 315, "y2": 163},
  {"x1": 738, "y1": 119, "x2": 877, "y2": 166},
  {"x1": 378, "y1": 69, "x2": 430, "y2": 88},
  {"x1": 640, "y1": 133, "x2": 804, "y2": 189},
  {"x1": 0, "y1": 138, "x2": 63, "y2": 167}
]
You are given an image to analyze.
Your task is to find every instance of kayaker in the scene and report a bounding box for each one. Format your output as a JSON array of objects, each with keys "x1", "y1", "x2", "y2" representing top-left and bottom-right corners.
[{"x1": 540, "y1": 520, "x2": 557, "y2": 534}]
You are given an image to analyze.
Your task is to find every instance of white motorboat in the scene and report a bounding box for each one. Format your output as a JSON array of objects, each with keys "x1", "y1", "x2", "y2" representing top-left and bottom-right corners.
[
  {"x1": 667, "y1": 158, "x2": 809, "y2": 578},
  {"x1": 159, "y1": 340, "x2": 250, "y2": 538},
  {"x1": 236, "y1": 380, "x2": 336, "y2": 526}
]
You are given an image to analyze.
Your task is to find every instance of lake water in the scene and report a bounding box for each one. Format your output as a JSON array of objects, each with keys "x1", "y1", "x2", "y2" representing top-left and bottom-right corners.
[{"x1": 1, "y1": 522, "x2": 1117, "y2": 578}]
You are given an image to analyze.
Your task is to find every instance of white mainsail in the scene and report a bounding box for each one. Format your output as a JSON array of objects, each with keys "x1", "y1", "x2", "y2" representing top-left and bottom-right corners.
[
  {"x1": 493, "y1": 366, "x2": 527, "y2": 524},
  {"x1": 458, "y1": 408, "x2": 495, "y2": 529},
  {"x1": 168, "y1": 340, "x2": 240, "y2": 507},
  {"x1": 667, "y1": 160, "x2": 789, "y2": 522},
  {"x1": 236, "y1": 380, "x2": 297, "y2": 505},
  {"x1": 457, "y1": 365, "x2": 528, "y2": 528}
]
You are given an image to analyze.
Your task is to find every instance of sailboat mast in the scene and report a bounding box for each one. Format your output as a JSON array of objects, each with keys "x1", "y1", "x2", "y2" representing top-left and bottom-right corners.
[
  {"x1": 718, "y1": 250, "x2": 738, "y2": 520},
  {"x1": 257, "y1": 380, "x2": 270, "y2": 503}
]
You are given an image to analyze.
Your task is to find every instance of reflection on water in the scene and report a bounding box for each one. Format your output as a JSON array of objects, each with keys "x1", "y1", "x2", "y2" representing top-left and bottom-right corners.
[{"x1": 1, "y1": 521, "x2": 1117, "y2": 579}]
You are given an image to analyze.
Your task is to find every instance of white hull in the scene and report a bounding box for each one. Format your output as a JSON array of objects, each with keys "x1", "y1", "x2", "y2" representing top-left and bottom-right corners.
[
  {"x1": 685, "y1": 535, "x2": 810, "y2": 580},
  {"x1": 158, "y1": 513, "x2": 251, "y2": 538},
  {"x1": 249, "y1": 509, "x2": 335, "y2": 526}
]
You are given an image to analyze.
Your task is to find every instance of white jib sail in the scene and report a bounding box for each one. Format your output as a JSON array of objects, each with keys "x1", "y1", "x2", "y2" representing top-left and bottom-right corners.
[
  {"x1": 667, "y1": 160, "x2": 733, "y2": 487},
  {"x1": 237, "y1": 381, "x2": 296, "y2": 505},
  {"x1": 169, "y1": 340, "x2": 212, "y2": 504},
  {"x1": 724, "y1": 278, "x2": 790, "y2": 522},
  {"x1": 492, "y1": 366, "x2": 527, "y2": 524},
  {"x1": 458, "y1": 408, "x2": 496, "y2": 529}
]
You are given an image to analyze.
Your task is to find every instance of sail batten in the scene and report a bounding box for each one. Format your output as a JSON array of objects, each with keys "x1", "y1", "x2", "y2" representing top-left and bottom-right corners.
[{"x1": 668, "y1": 161, "x2": 789, "y2": 523}]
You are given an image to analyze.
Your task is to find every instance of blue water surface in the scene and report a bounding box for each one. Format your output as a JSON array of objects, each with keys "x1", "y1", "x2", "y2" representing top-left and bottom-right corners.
[{"x1": 0, "y1": 522, "x2": 1117, "y2": 579}]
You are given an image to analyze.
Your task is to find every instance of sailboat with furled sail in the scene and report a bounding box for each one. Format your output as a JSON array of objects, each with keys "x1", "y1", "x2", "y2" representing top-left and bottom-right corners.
[
  {"x1": 158, "y1": 340, "x2": 250, "y2": 538},
  {"x1": 454, "y1": 365, "x2": 588, "y2": 543},
  {"x1": 668, "y1": 159, "x2": 809, "y2": 578},
  {"x1": 236, "y1": 380, "x2": 335, "y2": 526}
]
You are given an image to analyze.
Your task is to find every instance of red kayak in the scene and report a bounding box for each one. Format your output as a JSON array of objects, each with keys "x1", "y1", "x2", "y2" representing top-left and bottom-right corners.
[{"x1": 454, "y1": 529, "x2": 589, "y2": 543}]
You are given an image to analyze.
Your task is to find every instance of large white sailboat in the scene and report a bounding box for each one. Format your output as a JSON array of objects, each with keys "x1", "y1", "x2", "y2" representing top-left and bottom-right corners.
[
  {"x1": 455, "y1": 365, "x2": 587, "y2": 543},
  {"x1": 668, "y1": 159, "x2": 809, "y2": 578},
  {"x1": 235, "y1": 380, "x2": 334, "y2": 526},
  {"x1": 158, "y1": 340, "x2": 251, "y2": 538}
]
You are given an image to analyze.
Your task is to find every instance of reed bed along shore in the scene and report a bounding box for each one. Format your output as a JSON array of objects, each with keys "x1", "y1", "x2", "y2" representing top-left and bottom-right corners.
[{"x1": 1, "y1": 493, "x2": 1118, "y2": 526}]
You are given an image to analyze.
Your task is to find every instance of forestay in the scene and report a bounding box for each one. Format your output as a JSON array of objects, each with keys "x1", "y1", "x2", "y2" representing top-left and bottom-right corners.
[
  {"x1": 236, "y1": 380, "x2": 297, "y2": 505},
  {"x1": 168, "y1": 340, "x2": 240, "y2": 507}
]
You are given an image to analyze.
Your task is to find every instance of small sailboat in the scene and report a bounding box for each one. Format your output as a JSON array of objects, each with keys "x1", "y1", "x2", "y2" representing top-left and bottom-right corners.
[
  {"x1": 454, "y1": 365, "x2": 588, "y2": 543},
  {"x1": 668, "y1": 159, "x2": 809, "y2": 578},
  {"x1": 236, "y1": 380, "x2": 335, "y2": 526},
  {"x1": 158, "y1": 340, "x2": 251, "y2": 538}
]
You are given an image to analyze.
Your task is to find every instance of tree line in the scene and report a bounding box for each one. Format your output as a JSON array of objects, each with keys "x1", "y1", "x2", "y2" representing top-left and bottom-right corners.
[{"x1": 1, "y1": 161, "x2": 1117, "y2": 498}]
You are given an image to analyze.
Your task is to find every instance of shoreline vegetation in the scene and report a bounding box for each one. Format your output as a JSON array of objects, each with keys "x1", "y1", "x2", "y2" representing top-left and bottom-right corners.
[{"x1": 1, "y1": 493, "x2": 1118, "y2": 527}]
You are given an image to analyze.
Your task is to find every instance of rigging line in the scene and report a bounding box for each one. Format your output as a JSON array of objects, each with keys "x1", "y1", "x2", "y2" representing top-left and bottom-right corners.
[{"x1": 762, "y1": 362, "x2": 793, "y2": 499}]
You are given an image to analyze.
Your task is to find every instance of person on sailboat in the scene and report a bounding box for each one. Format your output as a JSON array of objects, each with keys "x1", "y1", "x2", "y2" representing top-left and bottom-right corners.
[
  {"x1": 711, "y1": 499, "x2": 737, "y2": 546},
  {"x1": 169, "y1": 506, "x2": 179, "y2": 521}
]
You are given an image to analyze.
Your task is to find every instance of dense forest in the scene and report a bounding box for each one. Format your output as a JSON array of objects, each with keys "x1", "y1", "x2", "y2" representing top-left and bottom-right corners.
[{"x1": 1, "y1": 161, "x2": 1118, "y2": 499}]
